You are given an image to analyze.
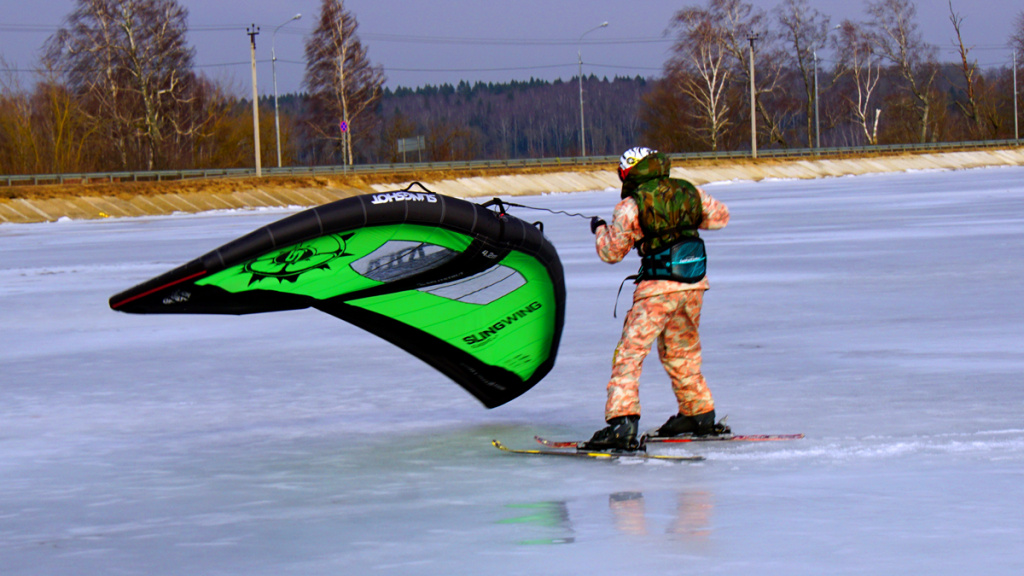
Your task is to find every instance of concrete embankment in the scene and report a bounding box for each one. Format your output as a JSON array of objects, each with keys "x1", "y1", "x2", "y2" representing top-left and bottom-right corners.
[{"x1": 1, "y1": 148, "x2": 1022, "y2": 224}]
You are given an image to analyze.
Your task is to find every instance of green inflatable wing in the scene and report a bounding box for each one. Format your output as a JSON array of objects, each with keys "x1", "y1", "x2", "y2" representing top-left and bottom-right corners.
[{"x1": 109, "y1": 185, "x2": 565, "y2": 408}]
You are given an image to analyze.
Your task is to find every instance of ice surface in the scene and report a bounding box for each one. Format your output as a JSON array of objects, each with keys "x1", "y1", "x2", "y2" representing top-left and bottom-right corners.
[{"x1": 2, "y1": 167, "x2": 1023, "y2": 575}]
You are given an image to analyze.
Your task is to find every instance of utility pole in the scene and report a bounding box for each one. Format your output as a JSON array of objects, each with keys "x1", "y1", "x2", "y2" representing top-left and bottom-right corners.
[
  {"x1": 814, "y1": 49, "x2": 820, "y2": 149},
  {"x1": 1015, "y1": 49, "x2": 1019, "y2": 141},
  {"x1": 248, "y1": 25, "x2": 262, "y2": 178},
  {"x1": 748, "y1": 33, "x2": 760, "y2": 159},
  {"x1": 578, "y1": 22, "x2": 608, "y2": 157}
]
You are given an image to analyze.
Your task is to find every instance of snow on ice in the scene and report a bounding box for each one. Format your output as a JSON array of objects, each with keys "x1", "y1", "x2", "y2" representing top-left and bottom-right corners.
[{"x1": 2, "y1": 166, "x2": 1023, "y2": 575}]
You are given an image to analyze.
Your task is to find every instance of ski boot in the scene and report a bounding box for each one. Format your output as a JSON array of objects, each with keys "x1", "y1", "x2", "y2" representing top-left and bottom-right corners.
[
  {"x1": 582, "y1": 415, "x2": 641, "y2": 451},
  {"x1": 651, "y1": 410, "x2": 731, "y2": 438}
]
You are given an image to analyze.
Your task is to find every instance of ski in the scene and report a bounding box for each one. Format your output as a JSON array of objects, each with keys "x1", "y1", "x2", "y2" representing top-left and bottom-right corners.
[
  {"x1": 491, "y1": 440, "x2": 704, "y2": 462},
  {"x1": 645, "y1": 433, "x2": 804, "y2": 444},
  {"x1": 535, "y1": 433, "x2": 804, "y2": 449}
]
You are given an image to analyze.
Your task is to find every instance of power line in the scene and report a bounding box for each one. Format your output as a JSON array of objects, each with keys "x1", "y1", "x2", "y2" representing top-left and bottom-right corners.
[
  {"x1": 6, "y1": 22, "x2": 1019, "y2": 57},
  {"x1": 359, "y1": 32, "x2": 669, "y2": 47},
  {"x1": 378, "y1": 63, "x2": 569, "y2": 73},
  {"x1": 0, "y1": 59, "x2": 659, "y2": 76},
  {"x1": 0, "y1": 22, "x2": 668, "y2": 45},
  {"x1": 6, "y1": 22, "x2": 1019, "y2": 49},
  {"x1": 2, "y1": 21, "x2": 1017, "y2": 78}
]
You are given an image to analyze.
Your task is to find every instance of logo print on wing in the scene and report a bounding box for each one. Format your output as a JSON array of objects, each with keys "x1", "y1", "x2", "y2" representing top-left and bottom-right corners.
[{"x1": 243, "y1": 233, "x2": 353, "y2": 285}]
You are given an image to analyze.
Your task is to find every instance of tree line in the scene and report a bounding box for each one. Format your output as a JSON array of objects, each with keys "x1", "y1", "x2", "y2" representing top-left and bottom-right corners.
[{"x1": 1, "y1": 0, "x2": 1024, "y2": 177}]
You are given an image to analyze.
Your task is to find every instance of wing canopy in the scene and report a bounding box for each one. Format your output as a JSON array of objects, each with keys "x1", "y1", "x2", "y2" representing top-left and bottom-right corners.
[{"x1": 110, "y1": 187, "x2": 565, "y2": 408}]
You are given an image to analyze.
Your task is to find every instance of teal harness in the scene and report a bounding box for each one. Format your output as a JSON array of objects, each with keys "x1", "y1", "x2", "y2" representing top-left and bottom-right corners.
[
  {"x1": 613, "y1": 230, "x2": 707, "y2": 317},
  {"x1": 636, "y1": 233, "x2": 706, "y2": 284}
]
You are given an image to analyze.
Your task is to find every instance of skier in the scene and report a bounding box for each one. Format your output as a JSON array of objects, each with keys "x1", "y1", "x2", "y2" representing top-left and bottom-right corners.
[{"x1": 584, "y1": 147, "x2": 730, "y2": 451}]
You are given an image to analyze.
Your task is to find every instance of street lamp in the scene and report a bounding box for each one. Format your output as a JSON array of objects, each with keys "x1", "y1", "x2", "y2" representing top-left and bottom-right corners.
[
  {"x1": 1015, "y1": 49, "x2": 1019, "y2": 141},
  {"x1": 748, "y1": 32, "x2": 760, "y2": 159},
  {"x1": 272, "y1": 13, "x2": 302, "y2": 168},
  {"x1": 578, "y1": 21, "x2": 608, "y2": 157}
]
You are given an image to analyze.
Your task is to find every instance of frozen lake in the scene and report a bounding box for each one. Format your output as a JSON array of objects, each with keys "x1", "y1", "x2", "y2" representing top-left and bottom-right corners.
[{"x1": 2, "y1": 166, "x2": 1023, "y2": 575}]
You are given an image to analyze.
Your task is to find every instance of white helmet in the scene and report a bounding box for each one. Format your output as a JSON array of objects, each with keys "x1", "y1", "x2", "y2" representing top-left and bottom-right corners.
[{"x1": 618, "y1": 146, "x2": 657, "y2": 181}]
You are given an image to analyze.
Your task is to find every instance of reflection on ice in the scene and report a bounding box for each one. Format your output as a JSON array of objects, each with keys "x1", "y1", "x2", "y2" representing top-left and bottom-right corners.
[{"x1": 500, "y1": 490, "x2": 715, "y2": 548}]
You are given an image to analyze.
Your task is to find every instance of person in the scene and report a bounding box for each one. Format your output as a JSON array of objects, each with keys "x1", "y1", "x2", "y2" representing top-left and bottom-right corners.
[{"x1": 584, "y1": 147, "x2": 730, "y2": 451}]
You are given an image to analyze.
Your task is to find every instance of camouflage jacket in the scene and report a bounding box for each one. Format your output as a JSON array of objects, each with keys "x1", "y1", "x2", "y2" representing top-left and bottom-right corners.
[
  {"x1": 597, "y1": 153, "x2": 730, "y2": 297},
  {"x1": 619, "y1": 152, "x2": 703, "y2": 255}
]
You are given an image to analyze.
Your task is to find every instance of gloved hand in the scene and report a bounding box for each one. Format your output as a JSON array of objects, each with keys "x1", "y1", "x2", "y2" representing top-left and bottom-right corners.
[{"x1": 590, "y1": 216, "x2": 607, "y2": 234}]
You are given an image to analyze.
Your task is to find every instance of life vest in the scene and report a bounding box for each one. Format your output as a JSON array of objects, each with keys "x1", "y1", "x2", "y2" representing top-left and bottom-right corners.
[
  {"x1": 621, "y1": 153, "x2": 706, "y2": 283},
  {"x1": 629, "y1": 177, "x2": 703, "y2": 255}
]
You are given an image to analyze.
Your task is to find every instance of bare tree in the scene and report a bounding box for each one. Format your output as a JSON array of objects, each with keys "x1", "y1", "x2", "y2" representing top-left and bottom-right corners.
[
  {"x1": 303, "y1": 0, "x2": 384, "y2": 165},
  {"x1": 0, "y1": 53, "x2": 107, "y2": 175},
  {"x1": 44, "y1": 0, "x2": 199, "y2": 170},
  {"x1": 775, "y1": 0, "x2": 830, "y2": 147},
  {"x1": 947, "y1": 0, "x2": 986, "y2": 138},
  {"x1": 866, "y1": 0, "x2": 938, "y2": 143},
  {"x1": 1012, "y1": 11, "x2": 1024, "y2": 56},
  {"x1": 667, "y1": 8, "x2": 733, "y2": 150},
  {"x1": 713, "y1": 0, "x2": 788, "y2": 148},
  {"x1": 832, "y1": 20, "x2": 883, "y2": 145},
  {"x1": 660, "y1": 0, "x2": 787, "y2": 151},
  {"x1": 1011, "y1": 10, "x2": 1024, "y2": 133},
  {"x1": 0, "y1": 62, "x2": 41, "y2": 174}
]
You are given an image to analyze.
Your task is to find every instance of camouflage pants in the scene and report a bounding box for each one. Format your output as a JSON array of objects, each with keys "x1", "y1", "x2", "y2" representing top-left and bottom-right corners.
[{"x1": 605, "y1": 290, "x2": 714, "y2": 421}]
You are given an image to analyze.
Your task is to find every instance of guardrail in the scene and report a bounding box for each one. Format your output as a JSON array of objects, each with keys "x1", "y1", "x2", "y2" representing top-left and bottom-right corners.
[{"x1": 2, "y1": 139, "x2": 1021, "y2": 187}]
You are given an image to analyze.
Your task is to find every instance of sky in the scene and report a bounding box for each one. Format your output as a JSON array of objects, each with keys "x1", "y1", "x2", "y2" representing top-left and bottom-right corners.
[{"x1": 1, "y1": 0, "x2": 1021, "y2": 96}]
